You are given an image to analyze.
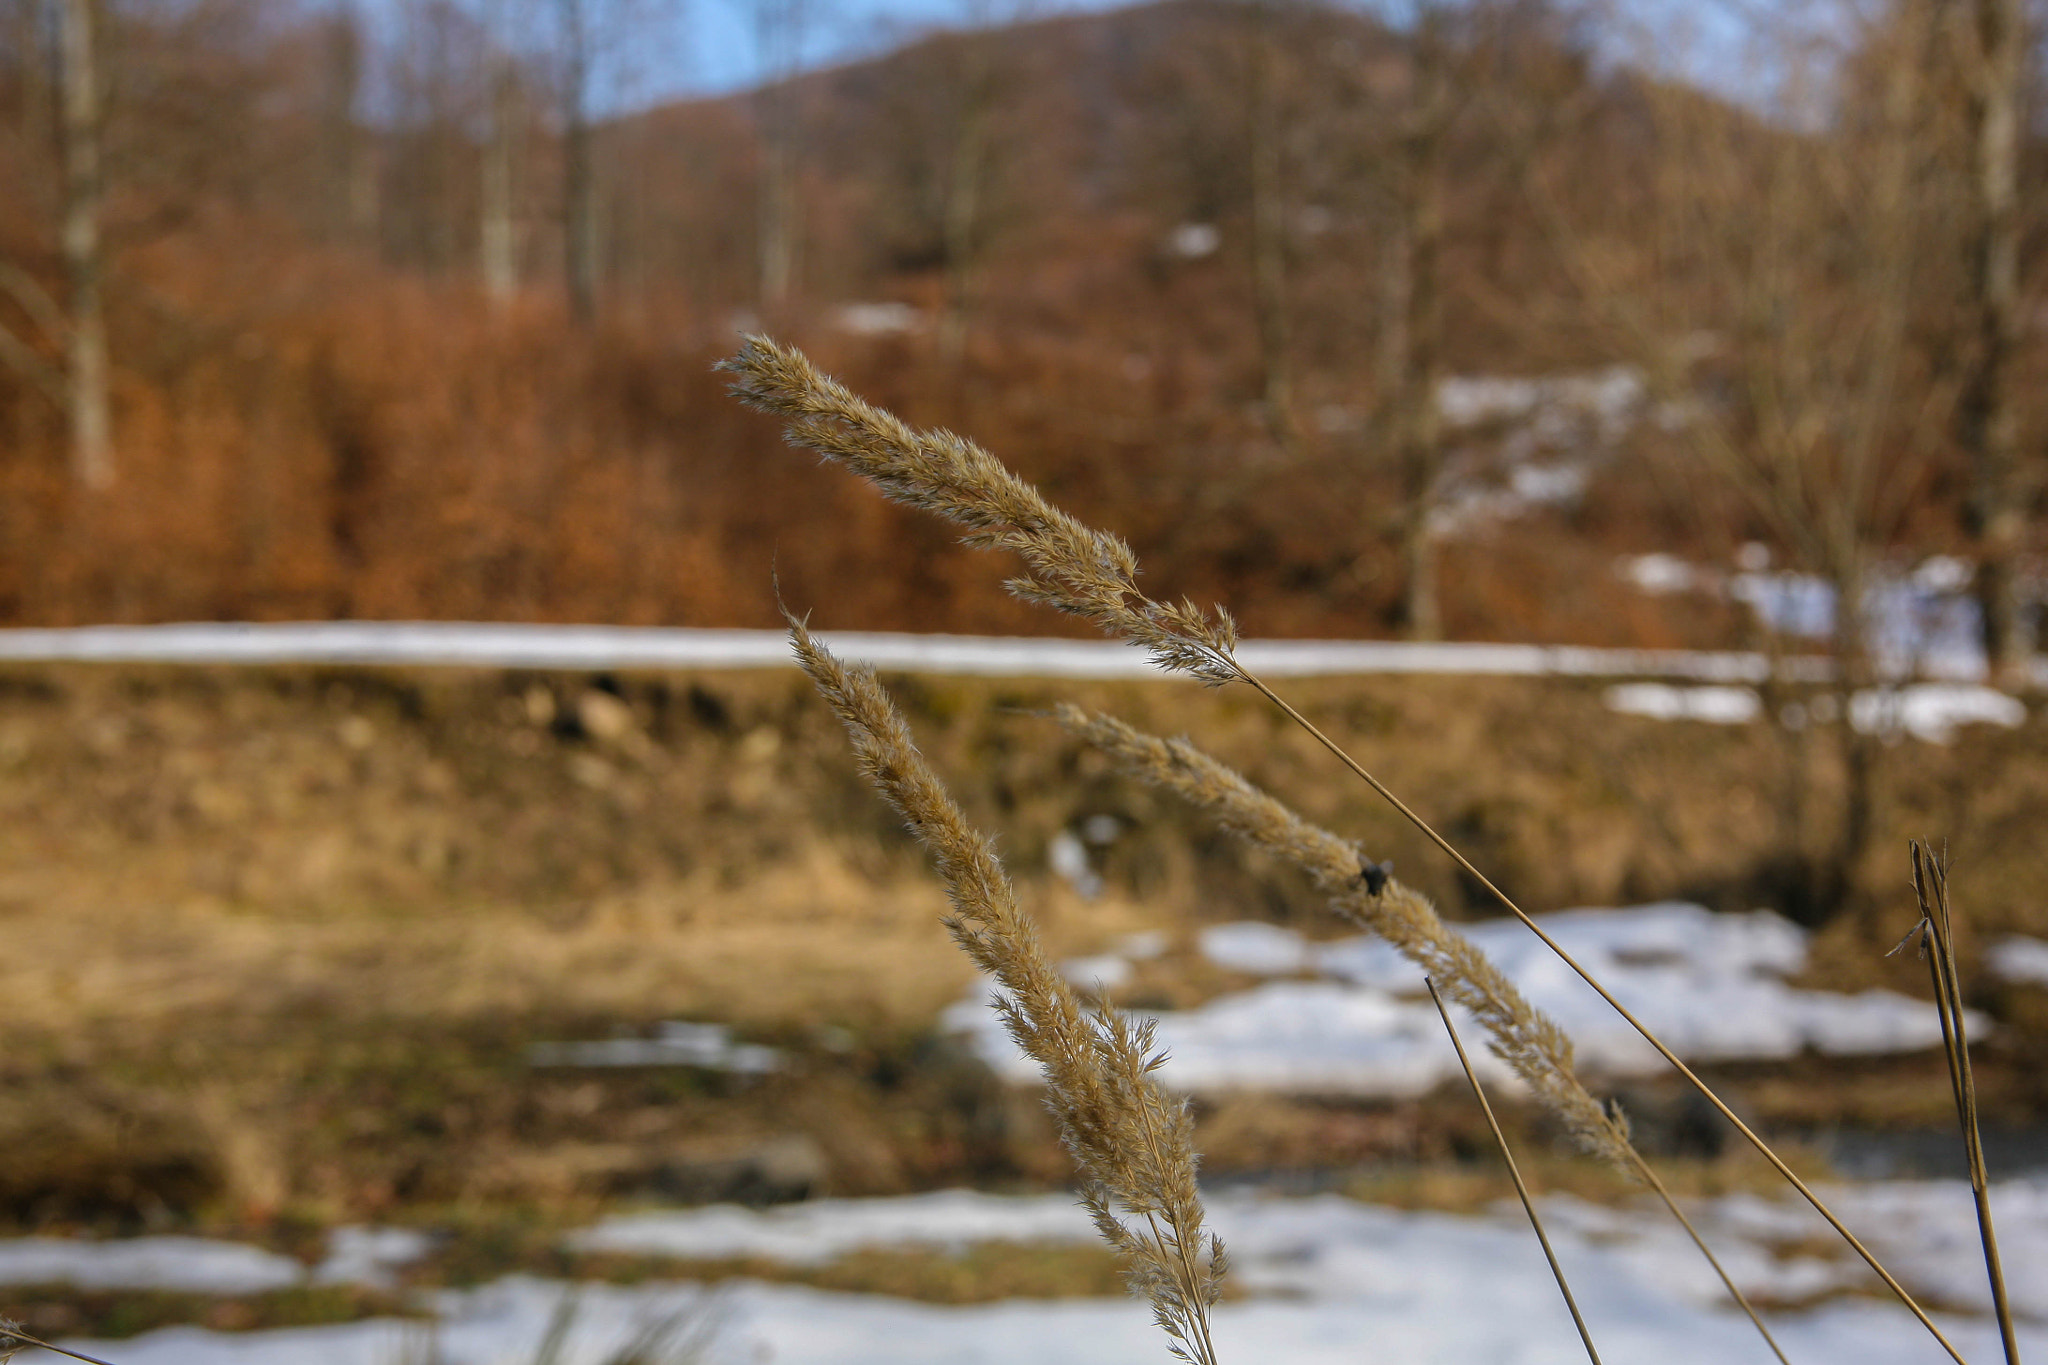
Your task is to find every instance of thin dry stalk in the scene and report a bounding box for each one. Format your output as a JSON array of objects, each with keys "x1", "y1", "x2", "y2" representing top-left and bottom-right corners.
[
  {"x1": 1426, "y1": 979, "x2": 1603, "y2": 1365},
  {"x1": 1906, "y1": 842, "x2": 2019, "y2": 1365},
  {"x1": 725, "y1": 337, "x2": 1960, "y2": 1364},
  {"x1": 0, "y1": 1322, "x2": 116, "y2": 1365},
  {"x1": 787, "y1": 617, "x2": 1225, "y2": 1365},
  {"x1": 1054, "y1": 703, "x2": 1790, "y2": 1365}
]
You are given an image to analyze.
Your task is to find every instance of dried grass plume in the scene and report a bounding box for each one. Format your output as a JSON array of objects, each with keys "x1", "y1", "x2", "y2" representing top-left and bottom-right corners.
[
  {"x1": 723, "y1": 338, "x2": 1239, "y2": 683},
  {"x1": 788, "y1": 616, "x2": 1226, "y2": 1365},
  {"x1": 1050, "y1": 702, "x2": 1632, "y2": 1168}
]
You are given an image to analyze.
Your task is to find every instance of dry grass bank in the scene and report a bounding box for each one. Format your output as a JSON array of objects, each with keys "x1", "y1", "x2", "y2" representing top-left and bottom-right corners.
[{"x1": 0, "y1": 661, "x2": 2043, "y2": 1229}]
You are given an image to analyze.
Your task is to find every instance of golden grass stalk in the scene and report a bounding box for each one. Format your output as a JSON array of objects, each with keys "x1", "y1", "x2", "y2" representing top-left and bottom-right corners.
[
  {"x1": 1906, "y1": 842, "x2": 2019, "y2": 1365},
  {"x1": 1051, "y1": 704, "x2": 1622, "y2": 1161},
  {"x1": 720, "y1": 337, "x2": 1240, "y2": 683},
  {"x1": 787, "y1": 616, "x2": 1225, "y2": 1365},
  {"x1": 724, "y1": 336, "x2": 1960, "y2": 1364},
  {"x1": 1426, "y1": 979, "x2": 1603, "y2": 1365},
  {"x1": 1053, "y1": 702, "x2": 1792, "y2": 1365}
]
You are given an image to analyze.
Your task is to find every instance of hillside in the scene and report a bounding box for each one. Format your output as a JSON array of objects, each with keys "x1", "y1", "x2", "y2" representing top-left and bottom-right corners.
[{"x1": 6, "y1": 0, "x2": 2018, "y2": 643}]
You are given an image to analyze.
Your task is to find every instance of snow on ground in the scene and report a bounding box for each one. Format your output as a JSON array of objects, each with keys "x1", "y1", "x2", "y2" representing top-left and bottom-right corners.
[
  {"x1": 0, "y1": 1228, "x2": 436, "y2": 1294},
  {"x1": 0, "y1": 1238, "x2": 306, "y2": 1294},
  {"x1": 0, "y1": 621, "x2": 1846, "y2": 684},
  {"x1": 310, "y1": 1228, "x2": 437, "y2": 1289},
  {"x1": 1604, "y1": 682, "x2": 1762, "y2": 724},
  {"x1": 1603, "y1": 681, "x2": 2024, "y2": 744},
  {"x1": 46, "y1": 1179, "x2": 2048, "y2": 1365},
  {"x1": 1990, "y1": 936, "x2": 2048, "y2": 989},
  {"x1": 567, "y1": 1190, "x2": 1098, "y2": 1265},
  {"x1": 1617, "y1": 550, "x2": 2039, "y2": 686},
  {"x1": 1819, "y1": 1178, "x2": 2048, "y2": 1321},
  {"x1": 529, "y1": 1022, "x2": 783, "y2": 1074},
  {"x1": 952, "y1": 904, "x2": 1966, "y2": 1097}
]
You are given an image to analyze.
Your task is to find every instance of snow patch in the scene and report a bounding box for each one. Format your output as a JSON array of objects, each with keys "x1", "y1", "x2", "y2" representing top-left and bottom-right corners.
[
  {"x1": 54, "y1": 1181, "x2": 2048, "y2": 1365},
  {"x1": 312, "y1": 1227, "x2": 435, "y2": 1289},
  {"x1": 1605, "y1": 683, "x2": 1761, "y2": 724},
  {"x1": 529, "y1": 1022, "x2": 782, "y2": 1073},
  {"x1": 957, "y1": 904, "x2": 1966, "y2": 1097},
  {"x1": 832, "y1": 302, "x2": 923, "y2": 336},
  {"x1": 1201, "y1": 921, "x2": 1313, "y2": 975},
  {"x1": 1990, "y1": 936, "x2": 2048, "y2": 988},
  {"x1": 567, "y1": 1190, "x2": 1095, "y2": 1265},
  {"x1": 1849, "y1": 684, "x2": 2026, "y2": 745},
  {"x1": 0, "y1": 1237, "x2": 305, "y2": 1294}
]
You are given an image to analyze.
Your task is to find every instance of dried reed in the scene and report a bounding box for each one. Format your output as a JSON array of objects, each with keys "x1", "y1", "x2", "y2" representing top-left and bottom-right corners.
[
  {"x1": 1426, "y1": 980, "x2": 1603, "y2": 1365},
  {"x1": 1905, "y1": 843, "x2": 2019, "y2": 1365},
  {"x1": 723, "y1": 335, "x2": 1963, "y2": 1364},
  {"x1": 787, "y1": 616, "x2": 1226, "y2": 1365},
  {"x1": 0, "y1": 1322, "x2": 116, "y2": 1365},
  {"x1": 1052, "y1": 703, "x2": 1620, "y2": 1160},
  {"x1": 1053, "y1": 702, "x2": 1791, "y2": 1365},
  {"x1": 720, "y1": 338, "x2": 1240, "y2": 683}
]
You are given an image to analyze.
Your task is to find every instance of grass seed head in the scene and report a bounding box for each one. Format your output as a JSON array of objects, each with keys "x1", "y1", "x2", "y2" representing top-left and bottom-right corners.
[
  {"x1": 724, "y1": 337, "x2": 1240, "y2": 684},
  {"x1": 787, "y1": 616, "x2": 1225, "y2": 1365}
]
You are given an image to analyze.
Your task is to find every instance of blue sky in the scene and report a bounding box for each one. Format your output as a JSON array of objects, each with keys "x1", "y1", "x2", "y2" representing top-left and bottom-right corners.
[
  {"x1": 676, "y1": 0, "x2": 1098, "y2": 97},
  {"x1": 624, "y1": 0, "x2": 1760, "y2": 108}
]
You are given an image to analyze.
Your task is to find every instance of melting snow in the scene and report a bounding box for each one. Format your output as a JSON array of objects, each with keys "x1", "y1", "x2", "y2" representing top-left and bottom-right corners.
[
  {"x1": 312, "y1": 1227, "x2": 436, "y2": 1289},
  {"x1": 1990, "y1": 936, "x2": 2048, "y2": 989},
  {"x1": 0, "y1": 1225, "x2": 435, "y2": 1294},
  {"x1": 529, "y1": 1022, "x2": 782, "y2": 1073},
  {"x1": 1605, "y1": 681, "x2": 2023, "y2": 743},
  {"x1": 43, "y1": 1178, "x2": 2048, "y2": 1365},
  {"x1": 0, "y1": 1238, "x2": 305, "y2": 1294},
  {"x1": 568, "y1": 1190, "x2": 1097, "y2": 1265},
  {"x1": 952, "y1": 904, "x2": 1967, "y2": 1096},
  {"x1": 1605, "y1": 682, "x2": 1762, "y2": 724}
]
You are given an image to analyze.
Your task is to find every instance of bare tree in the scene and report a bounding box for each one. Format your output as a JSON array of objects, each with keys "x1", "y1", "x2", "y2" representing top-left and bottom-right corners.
[
  {"x1": 1241, "y1": 0, "x2": 1301, "y2": 454},
  {"x1": 1524, "y1": 0, "x2": 1950, "y2": 918},
  {"x1": 60, "y1": 0, "x2": 113, "y2": 488},
  {"x1": 934, "y1": 15, "x2": 1000, "y2": 362},
  {"x1": 1950, "y1": 0, "x2": 2031, "y2": 685},
  {"x1": 1378, "y1": 4, "x2": 1454, "y2": 640},
  {"x1": 746, "y1": 0, "x2": 808, "y2": 309},
  {"x1": 480, "y1": 7, "x2": 524, "y2": 304},
  {"x1": 558, "y1": 0, "x2": 599, "y2": 319},
  {"x1": 317, "y1": 3, "x2": 375, "y2": 245}
]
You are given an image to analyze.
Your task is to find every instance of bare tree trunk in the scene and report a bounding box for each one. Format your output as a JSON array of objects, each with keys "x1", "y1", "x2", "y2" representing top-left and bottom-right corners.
[
  {"x1": 59, "y1": 0, "x2": 111, "y2": 489},
  {"x1": 481, "y1": 42, "x2": 519, "y2": 306},
  {"x1": 560, "y1": 0, "x2": 598, "y2": 322},
  {"x1": 16, "y1": 0, "x2": 54, "y2": 208},
  {"x1": 1244, "y1": 8, "x2": 1298, "y2": 455},
  {"x1": 1956, "y1": 0, "x2": 2029, "y2": 685},
  {"x1": 1821, "y1": 552, "x2": 1879, "y2": 919},
  {"x1": 1816, "y1": 8, "x2": 1926, "y2": 923},
  {"x1": 937, "y1": 56, "x2": 990, "y2": 364},
  {"x1": 319, "y1": 6, "x2": 367, "y2": 245},
  {"x1": 1390, "y1": 16, "x2": 1448, "y2": 641},
  {"x1": 756, "y1": 120, "x2": 794, "y2": 307},
  {"x1": 752, "y1": 0, "x2": 805, "y2": 311}
]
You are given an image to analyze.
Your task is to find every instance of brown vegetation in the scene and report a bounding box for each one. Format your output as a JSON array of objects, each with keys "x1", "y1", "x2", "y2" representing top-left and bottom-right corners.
[
  {"x1": 0, "y1": 0, "x2": 2037, "y2": 645},
  {"x1": 1, "y1": 660, "x2": 2045, "y2": 1232}
]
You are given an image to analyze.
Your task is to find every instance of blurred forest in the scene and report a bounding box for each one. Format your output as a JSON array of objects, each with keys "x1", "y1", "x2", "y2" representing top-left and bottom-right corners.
[{"x1": 0, "y1": 0, "x2": 2042, "y2": 660}]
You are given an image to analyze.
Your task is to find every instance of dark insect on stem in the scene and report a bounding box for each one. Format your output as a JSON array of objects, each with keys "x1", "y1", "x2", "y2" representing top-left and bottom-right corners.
[{"x1": 1357, "y1": 858, "x2": 1393, "y2": 897}]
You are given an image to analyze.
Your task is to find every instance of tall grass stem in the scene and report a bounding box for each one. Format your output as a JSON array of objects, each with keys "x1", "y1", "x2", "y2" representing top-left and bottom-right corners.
[
  {"x1": 1909, "y1": 842, "x2": 2019, "y2": 1365},
  {"x1": 1233, "y1": 670, "x2": 1962, "y2": 1363},
  {"x1": 725, "y1": 336, "x2": 1962, "y2": 1364},
  {"x1": 0, "y1": 1324, "x2": 118, "y2": 1365},
  {"x1": 1427, "y1": 979, "x2": 1603, "y2": 1365}
]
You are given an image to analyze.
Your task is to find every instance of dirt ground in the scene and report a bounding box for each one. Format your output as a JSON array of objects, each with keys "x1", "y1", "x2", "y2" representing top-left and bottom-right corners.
[{"x1": 1, "y1": 661, "x2": 2043, "y2": 1239}]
